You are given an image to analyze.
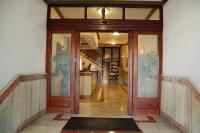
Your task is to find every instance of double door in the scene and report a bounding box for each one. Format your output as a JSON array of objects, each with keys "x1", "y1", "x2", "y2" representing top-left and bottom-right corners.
[{"x1": 46, "y1": 31, "x2": 162, "y2": 115}]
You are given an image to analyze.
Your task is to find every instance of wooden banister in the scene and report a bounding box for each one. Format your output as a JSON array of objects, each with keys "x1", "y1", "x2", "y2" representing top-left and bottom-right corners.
[{"x1": 0, "y1": 74, "x2": 47, "y2": 104}]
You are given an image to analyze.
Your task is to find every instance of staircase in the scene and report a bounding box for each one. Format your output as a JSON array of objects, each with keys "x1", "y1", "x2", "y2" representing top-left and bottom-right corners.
[{"x1": 80, "y1": 49, "x2": 103, "y2": 67}]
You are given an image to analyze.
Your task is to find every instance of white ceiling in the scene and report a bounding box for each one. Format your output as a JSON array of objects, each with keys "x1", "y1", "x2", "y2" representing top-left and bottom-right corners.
[
  {"x1": 80, "y1": 32, "x2": 128, "y2": 48},
  {"x1": 98, "y1": 32, "x2": 128, "y2": 45}
]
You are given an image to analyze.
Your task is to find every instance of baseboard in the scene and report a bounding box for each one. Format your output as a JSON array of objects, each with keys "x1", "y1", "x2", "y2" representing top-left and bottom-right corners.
[
  {"x1": 16, "y1": 109, "x2": 47, "y2": 133},
  {"x1": 161, "y1": 111, "x2": 187, "y2": 133}
]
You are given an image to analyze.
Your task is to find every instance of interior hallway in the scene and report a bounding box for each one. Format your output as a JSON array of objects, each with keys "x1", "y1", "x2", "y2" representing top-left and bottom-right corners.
[
  {"x1": 20, "y1": 84, "x2": 181, "y2": 133},
  {"x1": 79, "y1": 84, "x2": 128, "y2": 117}
]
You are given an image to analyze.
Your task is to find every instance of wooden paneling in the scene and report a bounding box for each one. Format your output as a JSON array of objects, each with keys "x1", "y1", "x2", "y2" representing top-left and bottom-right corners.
[
  {"x1": 0, "y1": 74, "x2": 47, "y2": 104},
  {"x1": 161, "y1": 75, "x2": 200, "y2": 133},
  {"x1": 0, "y1": 77, "x2": 47, "y2": 133}
]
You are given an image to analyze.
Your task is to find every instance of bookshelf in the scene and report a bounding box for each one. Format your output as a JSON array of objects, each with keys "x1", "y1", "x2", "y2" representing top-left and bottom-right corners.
[{"x1": 109, "y1": 58, "x2": 119, "y2": 80}]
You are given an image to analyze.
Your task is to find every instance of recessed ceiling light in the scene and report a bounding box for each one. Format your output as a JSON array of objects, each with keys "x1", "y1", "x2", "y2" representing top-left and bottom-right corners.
[
  {"x1": 111, "y1": 42, "x2": 116, "y2": 45},
  {"x1": 97, "y1": 8, "x2": 109, "y2": 15},
  {"x1": 113, "y1": 32, "x2": 120, "y2": 36}
]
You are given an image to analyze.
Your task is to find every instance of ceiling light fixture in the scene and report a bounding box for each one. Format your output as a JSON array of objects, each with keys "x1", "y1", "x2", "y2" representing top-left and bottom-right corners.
[
  {"x1": 113, "y1": 32, "x2": 120, "y2": 36},
  {"x1": 111, "y1": 42, "x2": 116, "y2": 45},
  {"x1": 97, "y1": 7, "x2": 109, "y2": 15}
]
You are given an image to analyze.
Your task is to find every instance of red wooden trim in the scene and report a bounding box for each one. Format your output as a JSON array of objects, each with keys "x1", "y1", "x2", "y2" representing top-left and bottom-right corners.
[
  {"x1": 145, "y1": 8, "x2": 157, "y2": 20},
  {"x1": 133, "y1": 31, "x2": 138, "y2": 115},
  {"x1": 54, "y1": 7, "x2": 65, "y2": 19},
  {"x1": 74, "y1": 31, "x2": 80, "y2": 113},
  {"x1": 47, "y1": 19, "x2": 163, "y2": 32},
  {"x1": 84, "y1": 7, "x2": 87, "y2": 20},
  {"x1": 122, "y1": 7, "x2": 125, "y2": 20},
  {"x1": 70, "y1": 31, "x2": 76, "y2": 113},
  {"x1": 46, "y1": 31, "x2": 52, "y2": 109},
  {"x1": 0, "y1": 74, "x2": 47, "y2": 104},
  {"x1": 127, "y1": 31, "x2": 134, "y2": 115},
  {"x1": 80, "y1": 72, "x2": 93, "y2": 76},
  {"x1": 44, "y1": 0, "x2": 163, "y2": 7},
  {"x1": 62, "y1": 130, "x2": 143, "y2": 133}
]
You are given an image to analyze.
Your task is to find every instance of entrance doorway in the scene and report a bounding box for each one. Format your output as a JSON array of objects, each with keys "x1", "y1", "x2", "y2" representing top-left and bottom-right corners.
[
  {"x1": 46, "y1": 5, "x2": 163, "y2": 115},
  {"x1": 79, "y1": 32, "x2": 129, "y2": 116}
]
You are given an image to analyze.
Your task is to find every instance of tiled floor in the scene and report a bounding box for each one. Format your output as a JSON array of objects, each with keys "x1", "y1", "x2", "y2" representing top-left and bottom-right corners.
[{"x1": 20, "y1": 84, "x2": 181, "y2": 133}]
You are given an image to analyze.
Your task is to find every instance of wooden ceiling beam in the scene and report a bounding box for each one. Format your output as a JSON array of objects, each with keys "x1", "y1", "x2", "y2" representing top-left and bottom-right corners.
[
  {"x1": 44, "y1": 0, "x2": 164, "y2": 6},
  {"x1": 96, "y1": 32, "x2": 100, "y2": 41},
  {"x1": 54, "y1": 7, "x2": 65, "y2": 19},
  {"x1": 145, "y1": 8, "x2": 157, "y2": 20}
]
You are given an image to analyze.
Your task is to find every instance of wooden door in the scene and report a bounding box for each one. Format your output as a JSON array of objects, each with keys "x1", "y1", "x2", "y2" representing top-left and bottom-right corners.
[
  {"x1": 46, "y1": 30, "x2": 76, "y2": 113},
  {"x1": 131, "y1": 31, "x2": 162, "y2": 115}
]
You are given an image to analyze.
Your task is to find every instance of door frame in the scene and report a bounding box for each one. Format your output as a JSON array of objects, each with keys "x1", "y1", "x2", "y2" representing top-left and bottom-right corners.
[
  {"x1": 74, "y1": 31, "x2": 134, "y2": 114},
  {"x1": 132, "y1": 31, "x2": 163, "y2": 115},
  {"x1": 46, "y1": 30, "x2": 162, "y2": 115},
  {"x1": 46, "y1": 30, "x2": 76, "y2": 113},
  {"x1": 46, "y1": 4, "x2": 163, "y2": 114}
]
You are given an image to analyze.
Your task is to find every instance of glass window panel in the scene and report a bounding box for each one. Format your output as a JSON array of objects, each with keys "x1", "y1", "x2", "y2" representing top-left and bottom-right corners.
[
  {"x1": 125, "y1": 8, "x2": 160, "y2": 20},
  {"x1": 51, "y1": 34, "x2": 71, "y2": 96},
  {"x1": 104, "y1": 48, "x2": 112, "y2": 62},
  {"x1": 138, "y1": 35, "x2": 159, "y2": 98},
  {"x1": 112, "y1": 48, "x2": 119, "y2": 59},
  {"x1": 87, "y1": 7, "x2": 122, "y2": 19},
  {"x1": 51, "y1": 7, "x2": 85, "y2": 19},
  {"x1": 149, "y1": 9, "x2": 160, "y2": 20},
  {"x1": 105, "y1": 8, "x2": 122, "y2": 19},
  {"x1": 87, "y1": 7, "x2": 103, "y2": 19},
  {"x1": 50, "y1": 7, "x2": 61, "y2": 19}
]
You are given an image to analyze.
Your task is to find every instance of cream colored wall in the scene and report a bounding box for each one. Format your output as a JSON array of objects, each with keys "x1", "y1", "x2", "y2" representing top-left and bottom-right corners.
[
  {"x1": 163, "y1": 0, "x2": 200, "y2": 90},
  {"x1": 51, "y1": 7, "x2": 61, "y2": 19},
  {"x1": 0, "y1": 0, "x2": 47, "y2": 90}
]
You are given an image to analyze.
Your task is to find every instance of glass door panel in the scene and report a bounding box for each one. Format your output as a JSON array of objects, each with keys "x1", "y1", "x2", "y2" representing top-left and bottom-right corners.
[
  {"x1": 51, "y1": 33, "x2": 71, "y2": 96},
  {"x1": 137, "y1": 34, "x2": 159, "y2": 98}
]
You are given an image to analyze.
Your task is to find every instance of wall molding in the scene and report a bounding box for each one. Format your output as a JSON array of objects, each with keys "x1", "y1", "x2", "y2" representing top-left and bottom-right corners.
[
  {"x1": 161, "y1": 75, "x2": 200, "y2": 133},
  {"x1": 0, "y1": 73, "x2": 47, "y2": 104},
  {"x1": 161, "y1": 111, "x2": 187, "y2": 133},
  {"x1": 162, "y1": 75, "x2": 200, "y2": 102},
  {"x1": 16, "y1": 109, "x2": 47, "y2": 133}
]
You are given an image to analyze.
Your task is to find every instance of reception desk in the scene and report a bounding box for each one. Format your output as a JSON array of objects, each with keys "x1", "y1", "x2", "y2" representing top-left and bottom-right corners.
[{"x1": 80, "y1": 71, "x2": 98, "y2": 99}]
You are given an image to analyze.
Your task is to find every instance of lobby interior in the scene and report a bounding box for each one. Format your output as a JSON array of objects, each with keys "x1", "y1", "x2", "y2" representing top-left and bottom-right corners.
[{"x1": 0, "y1": 0, "x2": 200, "y2": 133}]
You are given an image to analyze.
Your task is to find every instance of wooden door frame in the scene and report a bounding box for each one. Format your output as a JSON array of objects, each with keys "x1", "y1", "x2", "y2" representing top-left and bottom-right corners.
[
  {"x1": 46, "y1": 30, "x2": 76, "y2": 113},
  {"x1": 46, "y1": 30, "x2": 163, "y2": 115},
  {"x1": 46, "y1": 4, "x2": 163, "y2": 113},
  {"x1": 132, "y1": 31, "x2": 163, "y2": 115}
]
